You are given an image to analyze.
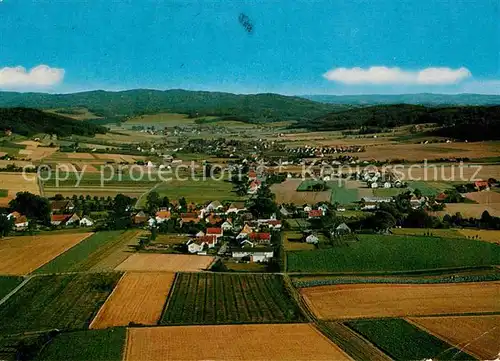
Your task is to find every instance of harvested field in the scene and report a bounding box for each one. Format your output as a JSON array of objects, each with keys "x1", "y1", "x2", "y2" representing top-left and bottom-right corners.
[
  {"x1": 271, "y1": 179, "x2": 330, "y2": 204},
  {"x1": 436, "y1": 203, "x2": 500, "y2": 218},
  {"x1": 0, "y1": 172, "x2": 39, "y2": 206},
  {"x1": 124, "y1": 324, "x2": 351, "y2": 361},
  {"x1": 465, "y1": 190, "x2": 500, "y2": 204},
  {"x1": 65, "y1": 152, "x2": 96, "y2": 159},
  {"x1": 0, "y1": 233, "x2": 92, "y2": 275},
  {"x1": 301, "y1": 282, "x2": 500, "y2": 320},
  {"x1": 90, "y1": 272, "x2": 174, "y2": 329},
  {"x1": 115, "y1": 253, "x2": 214, "y2": 272},
  {"x1": 161, "y1": 273, "x2": 304, "y2": 325},
  {"x1": 399, "y1": 163, "x2": 500, "y2": 181},
  {"x1": 350, "y1": 141, "x2": 500, "y2": 162},
  {"x1": 458, "y1": 229, "x2": 500, "y2": 244},
  {"x1": 408, "y1": 315, "x2": 500, "y2": 360},
  {"x1": 0, "y1": 273, "x2": 121, "y2": 335}
]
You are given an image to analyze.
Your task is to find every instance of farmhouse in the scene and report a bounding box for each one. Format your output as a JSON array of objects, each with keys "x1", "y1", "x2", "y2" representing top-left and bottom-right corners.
[
  {"x1": 221, "y1": 220, "x2": 233, "y2": 231},
  {"x1": 51, "y1": 214, "x2": 71, "y2": 226},
  {"x1": 475, "y1": 180, "x2": 490, "y2": 191},
  {"x1": 79, "y1": 216, "x2": 94, "y2": 227},
  {"x1": 205, "y1": 227, "x2": 223, "y2": 241},
  {"x1": 204, "y1": 200, "x2": 223, "y2": 213},
  {"x1": 305, "y1": 234, "x2": 319, "y2": 244},
  {"x1": 14, "y1": 215, "x2": 29, "y2": 230},
  {"x1": 231, "y1": 248, "x2": 274, "y2": 262},
  {"x1": 257, "y1": 218, "x2": 282, "y2": 230},
  {"x1": 236, "y1": 224, "x2": 254, "y2": 240},
  {"x1": 248, "y1": 232, "x2": 271, "y2": 245},
  {"x1": 226, "y1": 202, "x2": 246, "y2": 214},
  {"x1": 335, "y1": 222, "x2": 351, "y2": 235},
  {"x1": 187, "y1": 239, "x2": 205, "y2": 254},
  {"x1": 308, "y1": 210, "x2": 323, "y2": 219},
  {"x1": 65, "y1": 213, "x2": 81, "y2": 225},
  {"x1": 180, "y1": 213, "x2": 200, "y2": 225},
  {"x1": 155, "y1": 210, "x2": 171, "y2": 223},
  {"x1": 132, "y1": 211, "x2": 148, "y2": 225},
  {"x1": 50, "y1": 200, "x2": 75, "y2": 213}
]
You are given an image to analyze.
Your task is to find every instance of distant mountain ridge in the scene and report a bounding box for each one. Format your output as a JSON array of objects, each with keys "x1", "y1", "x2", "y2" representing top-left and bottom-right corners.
[
  {"x1": 0, "y1": 89, "x2": 343, "y2": 123},
  {"x1": 303, "y1": 93, "x2": 500, "y2": 106}
]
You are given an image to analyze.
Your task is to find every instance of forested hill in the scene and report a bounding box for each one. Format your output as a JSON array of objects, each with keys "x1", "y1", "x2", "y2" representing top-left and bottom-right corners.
[
  {"x1": 0, "y1": 108, "x2": 107, "y2": 137},
  {"x1": 304, "y1": 93, "x2": 500, "y2": 106},
  {"x1": 302, "y1": 104, "x2": 500, "y2": 141},
  {"x1": 0, "y1": 89, "x2": 342, "y2": 123}
]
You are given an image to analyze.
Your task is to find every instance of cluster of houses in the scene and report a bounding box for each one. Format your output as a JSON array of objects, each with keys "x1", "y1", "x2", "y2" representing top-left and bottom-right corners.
[
  {"x1": 357, "y1": 169, "x2": 403, "y2": 189},
  {"x1": 286, "y1": 145, "x2": 365, "y2": 157},
  {"x1": 49, "y1": 200, "x2": 94, "y2": 227}
]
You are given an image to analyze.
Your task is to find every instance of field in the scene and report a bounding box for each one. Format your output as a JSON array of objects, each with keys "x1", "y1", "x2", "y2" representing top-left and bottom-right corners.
[
  {"x1": 320, "y1": 322, "x2": 392, "y2": 361},
  {"x1": 399, "y1": 163, "x2": 500, "y2": 181},
  {"x1": 0, "y1": 233, "x2": 92, "y2": 275},
  {"x1": 90, "y1": 272, "x2": 174, "y2": 329},
  {"x1": 271, "y1": 179, "x2": 331, "y2": 204},
  {"x1": 115, "y1": 253, "x2": 214, "y2": 272},
  {"x1": 286, "y1": 234, "x2": 500, "y2": 273},
  {"x1": 408, "y1": 315, "x2": 500, "y2": 360},
  {"x1": 0, "y1": 172, "x2": 40, "y2": 206},
  {"x1": 0, "y1": 276, "x2": 23, "y2": 300},
  {"x1": 329, "y1": 182, "x2": 359, "y2": 204},
  {"x1": 0, "y1": 273, "x2": 121, "y2": 335},
  {"x1": 407, "y1": 180, "x2": 455, "y2": 196},
  {"x1": 436, "y1": 203, "x2": 500, "y2": 218},
  {"x1": 458, "y1": 229, "x2": 500, "y2": 243},
  {"x1": 283, "y1": 231, "x2": 316, "y2": 251},
  {"x1": 346, "y1": 319, "x2": 474, "y2": 360},
  {"x1": 34, "y1": 231, "x2": 131, "y2": 274},
  {"x1": 161, "y1": 273, "x2": 304, "y2": 325},
  {"x1": 124, "y1": 324, "x2": 351, "y2": 361},
  {"x1": 391, "y1": 227, "x2": 462, "y2": 238},
  {"x1": 141, "y1": 178, "x2": 244, "y2": 205},
  {"x1": 301, "y1": 282, "x2": 500, "y2": 320},
  {"x1": 36, "y1": 328, "x2": 126, "y2": 361}
]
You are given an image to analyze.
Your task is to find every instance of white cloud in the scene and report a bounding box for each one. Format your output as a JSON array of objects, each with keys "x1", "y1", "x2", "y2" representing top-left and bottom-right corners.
[
  {"x1": 0, "y1": 65, "x2": 65, "y2": 88},
  {"x1": 323, "y1": 66, "x2": 471, "y2": 85}
]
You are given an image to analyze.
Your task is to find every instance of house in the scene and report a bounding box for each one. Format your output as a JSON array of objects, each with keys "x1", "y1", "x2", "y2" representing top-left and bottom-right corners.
[
  {"x1": 247, "y1": 180, "x2": 261, "y2": 194},
  {"x1": 240, "y1": 239, "x2": 255, "y2": 247},
  {"x1": 205, "y1": 200, "x2": 223, "y2": 212},
  {"x1": 79, "y1": 216, "x2": 94, "y2": 227},
  {"x1": 475, "y1": 180, "x2": 490, "y2": 191},
  {"x1": 231, "y1": 248, "x2": 274, "y2": 263},
  {"x1": 195, "y1": 230, "x2": 205, "y2": 237},
  {"x1": 180, "y1": 213, "x2": 200, "y2": 225},
  {"x1": 361, "y1": 201, "x2": 377, "y2": 210},
  {"x1": 236, "y1": 224, "x2": 253, "y2": 239},
  {"x1": 7, "y1": 211, "x2": 21, "y2": 220},
  {"x1": 155, "y1": 210, "x2": 171, "y2": 223},
  {"x1": 205, "y1": 227, "x2": 223, "y2": 241},
  {"x1": 371, "y1": 182, "x2": 379, "y2": 188},
  {"x1": 65, "y1": 213, "x2": 81, "y2": 225},
  {"x1": 221, "y1": 220, "x2": 233, "y2": 231},
  {"x1": 51, "y1": 214, "x2": 71, "y2": 226},
  {"x1": 335, "y1": 223, "x2": 351, "y2": 235},
  {"x1": 248, "y1": 232, "x2": 271, "y2": 245},
  {"x1": 303, "y1": 205, "x2": 312, "y2": 212},
  {"x1": 200, "y1": 235, "x2": 217, "y2": 248},
  {"x1": 279, "y1": 206, "x2": 291, "y2": 217},
  {"x1": 14, "y1": 215, "x2": 29, "y2": 230},
  {"x1": 305, "y1": 234, "x2": 319, "y2": 244},
  {"x1": 205, "y1": 214, "x2": 223, "y2": 225},
  {"x1": 248, "y1": 170, "x2": 257, "y2": 180},
  {"x1": 132, "y1": 211, "x2": 148, "y2": 225},
  {"x1": 435, "y1": 193, "x2": 448, "y2": 202},
  {"x1": 187, "y1": 239, "x2": 205, "y2": 254},
  {"x1": 50, "y1": 200, "x2": 75, "y2": 213},
  {"x1": 258, "y1": 219, "x2": 282, "y2": 230},
  {"x1": 308, "y1": 210, "x2": 323, "y2": 219},
  {"x1": 410, "y1": 196, "x2": 426, "y2": 209},
  {"x1": 226, "y1": 202, "x2": 246, "y2": 214},
  {"x1": 383, "y1": 182, "x2": 392, "y2": 188}
]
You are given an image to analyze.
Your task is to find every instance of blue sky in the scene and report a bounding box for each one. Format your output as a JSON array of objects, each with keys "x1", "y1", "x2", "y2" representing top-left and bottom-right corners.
[{"x1": 0, "y1": 0, "x2": 498, "y2": 94}]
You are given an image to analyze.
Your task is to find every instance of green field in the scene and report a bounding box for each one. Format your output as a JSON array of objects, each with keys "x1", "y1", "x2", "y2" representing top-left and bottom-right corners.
[
  {"x1": 408, "y1": 181, "x2": 455, "y2": 196},
  {"x1": 392, "y1": 227, "x2": 462, "y2": 238},
  {"x1": 347, "y1": 319, "x2": 475, "y2": 360},
  {"x1": 0, "y1": 273, "x2": 121, "y2": 335},
  {"x1": 0, "y1": 276, "x2": 23, "y2": 299},
  {"x1": 140, "y1": 178, "x2": 244, "y2": 205},
  {"x1": 34, "y1": 231, "x2": 125, "y2": 274},
  {"x1": 329, "y1": 182, "x2": 359, "y2": 204},
  {"x1": 36, "y1": 328, "x2": 126, "y2": 361},
  {"x1": 161, "y1": 273, "x2": 305, "y2": 325},
  {"x1": 372, "y1": 188, "x2": 408, "y2": 197},
  {"x1": 286, "y1": 234, "x2": 500, "y2": 273},
  {"x1": 296, "y1": 180, "x2": 327, "y2": 191}
]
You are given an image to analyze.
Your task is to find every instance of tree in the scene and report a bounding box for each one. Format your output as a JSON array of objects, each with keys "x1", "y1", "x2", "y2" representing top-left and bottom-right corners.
[
  {"x1": 146, "y1": 191, "x2": 161, "y2": 215},
  {"x1": 9, "y1": 192, "x2": 51, "y2": 225},
  {"x1": 179, "y1": 197, "x2": 187, "y2": 212},
  {"x1": 0, "y1": 214, "x2": 13, "y2": 237},
  {"x1": 413, "y1": 188, "x2": 422, "y2": 199},
  {"x1": 247, "y1": 185, "x2": 278, "y2": 218}
]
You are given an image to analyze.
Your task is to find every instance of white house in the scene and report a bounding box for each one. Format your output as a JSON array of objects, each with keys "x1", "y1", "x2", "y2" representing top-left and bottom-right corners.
[
  {"x1": 231, "y1": 249, "x2": 274, "y2": 263},
  {"x1": 305, "y1": 234, "x2": 319, "y2": 244},
  {"x1": 303, "y1": 205, "x2": 312, "y2": 212},
  {"x1": 371, "y1": 182, "x2": 379, "y2": 188},
  {"x1": 226, "y1": 202, "x2": 246, "y2": 214},
  {"x1": 79, "y1": 216, "x2": 94, "y2": 227},
  {"x1": 383, "y1": 182, "x2": 392, "y2": 188},
  {"x1": 187, "y1": 239, "x2": 205, "y2": 254},
  {"x1": 221, "y1": 221, "x2": 233, "y2": 231}
]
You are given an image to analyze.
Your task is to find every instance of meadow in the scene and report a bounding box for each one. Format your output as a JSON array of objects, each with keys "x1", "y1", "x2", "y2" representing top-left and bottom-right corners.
[
  {"x1": 346, "y1": 319, "x2": 475, "y2": 360},
  {"x1": 161, "y1": 273, "x2": 305, "y2": 325},
  {"x1": 0, "y1": 276, "x2": 23, "y2": 300},
  {"x1": 0, "y1": 273, "x2": 121, "y2": 335},
  {"x1": 286, "y1": 234, "x2": 500, "y2": 273},
  {"x1": 36, "y1": 328, "x2": 126, "y2": 361}
]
